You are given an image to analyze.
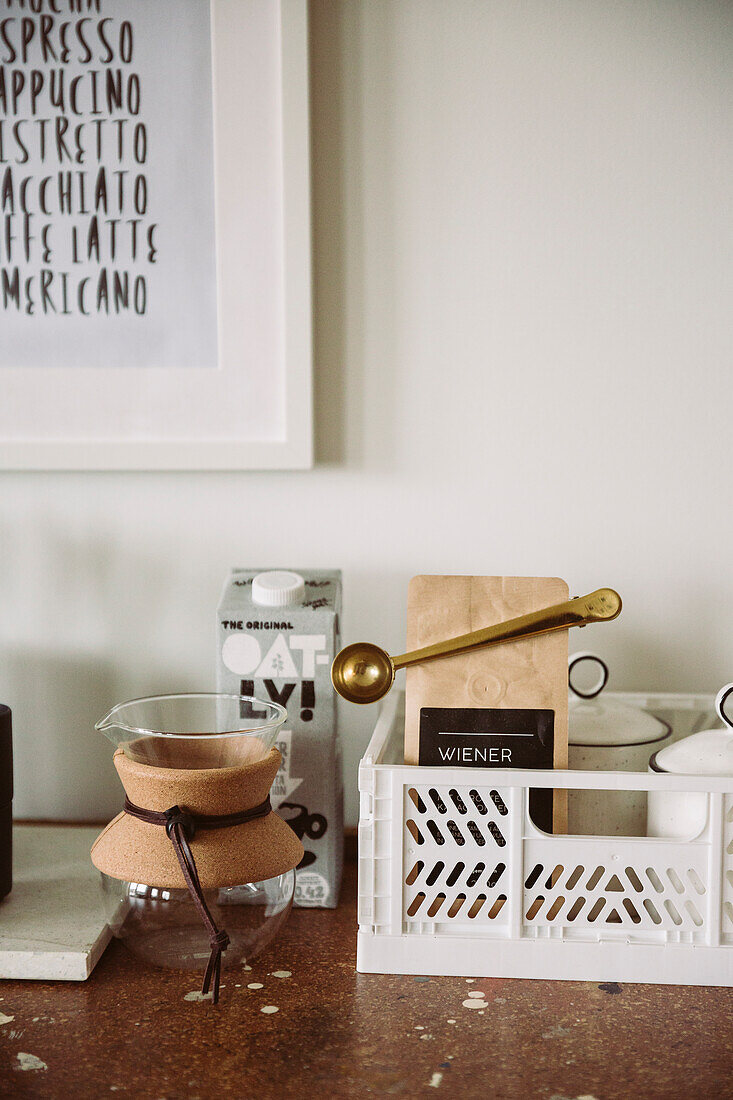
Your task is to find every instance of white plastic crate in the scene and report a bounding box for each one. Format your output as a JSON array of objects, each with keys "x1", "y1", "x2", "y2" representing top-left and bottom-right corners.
[{"x1": 357, "y1": 691, "x2": 733, "y2": 986}]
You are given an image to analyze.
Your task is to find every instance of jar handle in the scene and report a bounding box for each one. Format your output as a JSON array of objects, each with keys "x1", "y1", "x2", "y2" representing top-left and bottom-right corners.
[
  {"x1": 714, "y1": 682, "x2": 733, "y2": 730},
  {"x1": 568, "y1": 652, "x2": 609, "y2": 700}
]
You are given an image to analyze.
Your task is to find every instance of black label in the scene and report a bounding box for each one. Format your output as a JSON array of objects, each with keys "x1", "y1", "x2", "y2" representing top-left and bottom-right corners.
[{"x1": 418, "y1": 707, "x2": 555, "y2": 831}]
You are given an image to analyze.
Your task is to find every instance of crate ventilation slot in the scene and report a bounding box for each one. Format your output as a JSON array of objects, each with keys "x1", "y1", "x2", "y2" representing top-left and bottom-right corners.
[
  {"x1": 523, "y1": 860, "x2": 707, "y2": 931},
  {"x1": 449, "y1": 790, "x2": 467, "y2": 814},
  {"x1": 403, "y1": 782, "x2": 513, "y2": 924}
]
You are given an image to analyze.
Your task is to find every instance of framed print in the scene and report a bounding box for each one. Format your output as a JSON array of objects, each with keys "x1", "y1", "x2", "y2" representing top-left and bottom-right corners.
[{"x1": 0, "y1": 0, "x2": 312, "y2": 469}]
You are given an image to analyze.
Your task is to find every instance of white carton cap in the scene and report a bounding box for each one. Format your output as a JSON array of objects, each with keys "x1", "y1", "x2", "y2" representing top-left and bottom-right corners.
[{"x1": 251, "y1": 570, "x2": 305, "y2": 608}]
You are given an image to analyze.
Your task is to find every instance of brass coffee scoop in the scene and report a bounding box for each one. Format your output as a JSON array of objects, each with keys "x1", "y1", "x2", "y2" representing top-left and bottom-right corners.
[{"x1": 331, "y1": 587, "x2": 622, "y2": 705}]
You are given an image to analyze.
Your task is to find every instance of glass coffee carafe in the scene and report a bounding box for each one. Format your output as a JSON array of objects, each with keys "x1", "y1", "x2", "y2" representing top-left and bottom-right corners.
[
  {"x1": 94, "y1": 693, "x2": 296, "y2": 974},
  {"x1": 96, "y1": 692, "x2": 286, "y2": 768}
]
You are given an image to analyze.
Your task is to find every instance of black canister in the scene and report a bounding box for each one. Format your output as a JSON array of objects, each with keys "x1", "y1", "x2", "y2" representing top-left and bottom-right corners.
[{"x1": 0, "y1": 705, "x2": 12, "y2": 899}]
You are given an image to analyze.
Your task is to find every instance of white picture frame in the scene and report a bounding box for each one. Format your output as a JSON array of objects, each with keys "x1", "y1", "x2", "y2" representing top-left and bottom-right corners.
[{"x1": 0, "y1": 0, "x2": 312, "y2": 470}]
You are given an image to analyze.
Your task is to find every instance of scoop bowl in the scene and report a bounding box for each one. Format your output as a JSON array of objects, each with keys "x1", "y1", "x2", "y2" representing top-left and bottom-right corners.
[{"x1": 331, "y1": 642, "x2": 395, "y2": 705}]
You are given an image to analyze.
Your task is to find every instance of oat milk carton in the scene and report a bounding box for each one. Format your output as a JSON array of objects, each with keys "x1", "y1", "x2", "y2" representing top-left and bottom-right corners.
[{"x1": 217, "y1": 569, "x2": 343, "y2": 908}]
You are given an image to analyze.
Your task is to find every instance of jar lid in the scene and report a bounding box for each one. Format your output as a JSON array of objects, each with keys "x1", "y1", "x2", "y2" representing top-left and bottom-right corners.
[
  {"x1": 651, "y1": 728, "x2": 733, "y2": 775},
  {"x1": 651, "y1": 681, "x2": 733, "y2": 775},
  {"x1": 569, "y1": 697, "x2": 670, "y2": 747},
  {"x1": 251, "y1": 571, "x2": 305, "y2": 608},
  {"x1": 568, "y1": 652, "x2": 669, "y2": 747},
  {"x1": 0, "y1": 705, "x2": 12, "y2": 805}
]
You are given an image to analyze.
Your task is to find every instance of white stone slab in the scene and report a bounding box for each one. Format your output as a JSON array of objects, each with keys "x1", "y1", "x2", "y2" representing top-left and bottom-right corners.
[{"x1": 0, "y1": 826, "x2": 111, "y2": 981}]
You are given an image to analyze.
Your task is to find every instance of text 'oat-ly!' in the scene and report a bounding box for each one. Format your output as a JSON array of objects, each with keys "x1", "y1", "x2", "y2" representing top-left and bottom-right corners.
[{"x1": 217, "y1": 569, "x2": 343, "y2": 908}]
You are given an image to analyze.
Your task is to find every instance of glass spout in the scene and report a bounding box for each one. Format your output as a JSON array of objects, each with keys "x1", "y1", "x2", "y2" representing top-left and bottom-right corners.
[{"x1": 95, "y1": 693, "x2": 286, "y2": 769}]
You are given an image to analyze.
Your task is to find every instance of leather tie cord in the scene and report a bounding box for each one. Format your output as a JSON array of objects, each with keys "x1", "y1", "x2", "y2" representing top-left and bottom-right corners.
[{"x1": 123, "y1": 795, "x2": 272, "y2": 1003}]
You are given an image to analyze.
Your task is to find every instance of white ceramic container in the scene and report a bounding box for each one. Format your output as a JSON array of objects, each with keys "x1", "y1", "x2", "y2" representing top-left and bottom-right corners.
[
  {"x1": 568, "y1": 654, "x2": 671, "y2": 835},
  {"x1": 647, "y1": 683, "x2": 733, "y2": 839}
]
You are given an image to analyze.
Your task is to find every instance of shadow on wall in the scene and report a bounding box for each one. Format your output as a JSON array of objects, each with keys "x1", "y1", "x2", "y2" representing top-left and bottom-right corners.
[
  {"x1": 0, "y1": 514, "x2": 219, "y2": 822},
  {"x1": 309, "y1": 1, "x2": 401, "y2": 471},
  {"x1": 310, "y1": 0, "x2": 351, "y2": 466},
  {"x1": 3, "y1": 649, "x2": 119, "y2": 822}
]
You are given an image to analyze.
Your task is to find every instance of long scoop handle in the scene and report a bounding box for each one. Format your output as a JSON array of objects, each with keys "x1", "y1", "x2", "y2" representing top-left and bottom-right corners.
[{"x1": 391, "y1": 587, "x2": 621, "y2": 671}]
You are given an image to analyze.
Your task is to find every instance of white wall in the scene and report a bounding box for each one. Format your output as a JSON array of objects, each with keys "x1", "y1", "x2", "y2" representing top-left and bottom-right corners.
[{"x1": 2, "y1": 0, "x2": 732, "y2": 825}]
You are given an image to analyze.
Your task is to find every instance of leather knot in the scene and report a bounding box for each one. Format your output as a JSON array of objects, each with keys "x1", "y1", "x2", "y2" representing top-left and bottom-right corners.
[
  {"x1": 163, "y1": 805, "x2": 196, "y2": 841},
  {"x1": 122, "y1": 793, "x2": 273, "y2": 1004},
  {"x1": 211, "y1": 929, "x2": 230, "y2": 952}
]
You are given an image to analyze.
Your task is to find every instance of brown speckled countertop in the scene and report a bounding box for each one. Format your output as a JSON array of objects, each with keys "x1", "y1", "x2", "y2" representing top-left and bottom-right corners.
[{"x1": 0, "y1": 858, "x2": 731, "y2": 1099}]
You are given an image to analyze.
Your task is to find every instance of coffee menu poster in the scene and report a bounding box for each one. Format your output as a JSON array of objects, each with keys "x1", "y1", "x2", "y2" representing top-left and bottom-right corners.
[{"x1": 0, "y1": 0, "x2": 218, "y2": 369}]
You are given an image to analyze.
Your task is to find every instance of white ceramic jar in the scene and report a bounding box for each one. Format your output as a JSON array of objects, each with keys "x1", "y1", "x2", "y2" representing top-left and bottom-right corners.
[
  {"x1": 568, "y1": 653, "x2": 671, "y2": 835},
  {"x1": 647, "y1": 683, "x2": 733, "y2": 838}
]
